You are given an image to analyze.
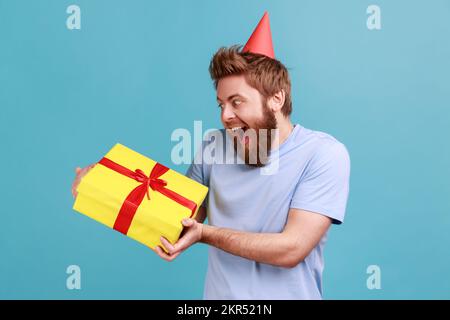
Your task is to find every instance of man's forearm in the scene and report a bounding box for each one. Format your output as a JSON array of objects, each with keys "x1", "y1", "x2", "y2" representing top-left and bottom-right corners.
[{"x1": 200, "y1": 224, "x2": 295, "y2": 268}]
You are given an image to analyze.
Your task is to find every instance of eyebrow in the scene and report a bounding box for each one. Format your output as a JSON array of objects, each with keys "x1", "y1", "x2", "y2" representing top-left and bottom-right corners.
[{"x1": 216, "y1": 94, "x2": 244, "y2": 102}]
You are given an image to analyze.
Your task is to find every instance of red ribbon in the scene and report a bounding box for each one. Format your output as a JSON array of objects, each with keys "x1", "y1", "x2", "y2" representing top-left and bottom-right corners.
[{"x1": 98, "y1": 157, "x2": 197, "y2": 235}]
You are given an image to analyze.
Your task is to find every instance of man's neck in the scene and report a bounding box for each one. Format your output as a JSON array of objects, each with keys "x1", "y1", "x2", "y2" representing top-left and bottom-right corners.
[{"x1": 272, "y1": 116, "x2": 294, "y2": 150}]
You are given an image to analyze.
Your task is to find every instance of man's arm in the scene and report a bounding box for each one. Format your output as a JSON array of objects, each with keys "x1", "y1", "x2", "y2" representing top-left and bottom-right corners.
[
  {"x1": 158, "y1": 208, "x2": 331, "y2": 268},
  {"x1": 201, "y1": 208, "x2": 331, "y2": 268}
]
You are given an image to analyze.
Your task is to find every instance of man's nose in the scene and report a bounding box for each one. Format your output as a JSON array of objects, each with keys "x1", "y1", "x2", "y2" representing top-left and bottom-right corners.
[{"x1": 222, "y1": 105, "x2": 236, "y2": 122}]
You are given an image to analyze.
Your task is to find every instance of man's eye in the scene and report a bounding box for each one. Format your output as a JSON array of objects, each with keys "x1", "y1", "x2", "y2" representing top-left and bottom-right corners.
[
  {"x1": 232, "y1": 100, "x2": 242, "y2": 106},
  {"x1": 218, "y1": 104, "x2": 223, "y2": 109}
]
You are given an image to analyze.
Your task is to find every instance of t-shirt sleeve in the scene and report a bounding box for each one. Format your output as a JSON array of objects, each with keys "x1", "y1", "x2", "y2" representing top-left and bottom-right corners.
[
  {"x1": 290, "y1": 141, "x2": 350, "y2": 224},
  {"x1": 186, "y1": 154, "x2": 204, "y2": 185}
]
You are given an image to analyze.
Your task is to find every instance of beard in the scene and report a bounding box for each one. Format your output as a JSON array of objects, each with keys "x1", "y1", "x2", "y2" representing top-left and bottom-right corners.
[{"x1": 232, "y1": 102, "x2": 278, "y2": 167}]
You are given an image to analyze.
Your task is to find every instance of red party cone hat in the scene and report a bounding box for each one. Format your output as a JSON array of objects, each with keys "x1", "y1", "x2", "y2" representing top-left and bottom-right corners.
[{"x1": 242, "y1": 11, "x2": 275, "y2": 59}]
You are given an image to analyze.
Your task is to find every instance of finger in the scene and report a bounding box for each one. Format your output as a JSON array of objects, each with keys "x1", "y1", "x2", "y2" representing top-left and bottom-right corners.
[
  {"x1": 72, "y1": 176, "x2": 80, "y2": 187},
  {"x1": 71, "y1": 181, "x2": 78, "y2": 197},
  {"x1": 155, "y1": 246, "x2": 172, "y2": 261},
  {"x1": 75, "y1": 166, "x2": 91, "y2": 181},
  {"x1": 173, "y1": 237, "x2": 187, "y2": 252},
  {"x1": 173, "y1": 235, "x2": 192, "y2": 253},
  {"x1": 78, "y1": 165, "x2": 93, "y2": 177},
  {"x1": 182, "y1": 218, "x2": 194, "y2": 227},
  {"x1": 156, "y1": 245, "x2": 180, "y2": 260},
  {"x1": 71, "y1": 178, "x2": 80, "y2": 196},
  {"x1": 76, "y1": 167, "x2": 82, "y2": 174},
  {"x1": 170, "y1": 251, "x2": 181, "y2": 260},
  {"x1": 160, "y1": 237, "x2": 175, "y2": 254},
  {"x1": 155, "y1": 246, "x2": 179, "y2": 261}
]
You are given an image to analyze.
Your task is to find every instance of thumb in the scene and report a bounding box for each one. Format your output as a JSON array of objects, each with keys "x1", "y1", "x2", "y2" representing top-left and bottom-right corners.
[
  {"x1": 182, "y1": 218, "x2": 195, "y2": 227},
  {"x1": 75, "y1": 167, "x2": 82, "y2": 174}
]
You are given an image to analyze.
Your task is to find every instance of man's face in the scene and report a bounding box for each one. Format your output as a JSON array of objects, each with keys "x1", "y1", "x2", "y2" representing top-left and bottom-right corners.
[{"x1": 216, "y1": 75, "x2": 277, "y2": 167}]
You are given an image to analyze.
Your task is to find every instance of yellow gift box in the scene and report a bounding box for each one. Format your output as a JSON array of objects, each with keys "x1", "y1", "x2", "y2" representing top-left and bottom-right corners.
[{"x1": 73, "y1": 143, "x2": 208, "y2": 250}]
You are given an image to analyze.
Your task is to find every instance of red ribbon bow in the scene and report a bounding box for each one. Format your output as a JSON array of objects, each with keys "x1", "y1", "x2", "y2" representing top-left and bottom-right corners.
[
  {"x1": 98, "y1": 157, "x2": 197, "y2": 235},
  {"x1": 133, "y1": 168, "x2": 167, "y2": 200}
]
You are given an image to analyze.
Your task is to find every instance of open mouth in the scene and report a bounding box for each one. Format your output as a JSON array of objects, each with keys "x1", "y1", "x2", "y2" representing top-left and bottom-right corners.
[
  {"x1": 228, "y1": 126, "x2": 250, "y2": 145},
  {"x1": 230, "y1": 126, "x2": 248, "y2": 133}
]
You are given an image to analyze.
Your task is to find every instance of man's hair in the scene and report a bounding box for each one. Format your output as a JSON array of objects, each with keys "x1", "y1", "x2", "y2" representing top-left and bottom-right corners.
[{"x1": 209, "y1": 45, "x2": 292, "y2": 116}]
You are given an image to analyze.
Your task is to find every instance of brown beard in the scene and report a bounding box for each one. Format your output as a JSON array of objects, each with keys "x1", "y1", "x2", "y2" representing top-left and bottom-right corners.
[{"x1": 233, "y1": 101, "x2": 278, "y2": 167}]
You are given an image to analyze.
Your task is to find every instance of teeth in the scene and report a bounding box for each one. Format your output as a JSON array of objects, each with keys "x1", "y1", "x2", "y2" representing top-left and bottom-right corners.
[{"x1": 230, "y1": 127, "x2": 243, "y2": 132}]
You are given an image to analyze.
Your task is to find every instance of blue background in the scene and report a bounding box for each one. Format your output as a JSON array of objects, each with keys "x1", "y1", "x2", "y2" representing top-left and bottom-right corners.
[{"x1": 1, "y1": 0, "x2": 449, "y2": 299}]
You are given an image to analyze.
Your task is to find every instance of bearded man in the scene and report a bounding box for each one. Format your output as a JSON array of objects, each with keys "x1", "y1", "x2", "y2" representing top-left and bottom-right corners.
[{"x1": 155, "y1": 12, "x2": 351, "y2": 300}]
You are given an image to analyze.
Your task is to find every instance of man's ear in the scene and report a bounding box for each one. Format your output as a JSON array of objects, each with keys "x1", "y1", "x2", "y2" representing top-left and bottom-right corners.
[{"x1": 267, "y1": 90, "x2": 286, "y2": 113}]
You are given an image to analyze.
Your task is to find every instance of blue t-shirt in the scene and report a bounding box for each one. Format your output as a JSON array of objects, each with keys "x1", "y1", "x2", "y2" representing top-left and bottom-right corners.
[{"x1": 186, "y1": 124, "x2": 350, "y2": 299}]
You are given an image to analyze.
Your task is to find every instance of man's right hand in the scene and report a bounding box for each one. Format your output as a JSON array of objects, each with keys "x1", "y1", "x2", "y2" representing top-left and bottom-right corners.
[{"x1": 71, "y1": 164, "x2": 96, "y2": 198}]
